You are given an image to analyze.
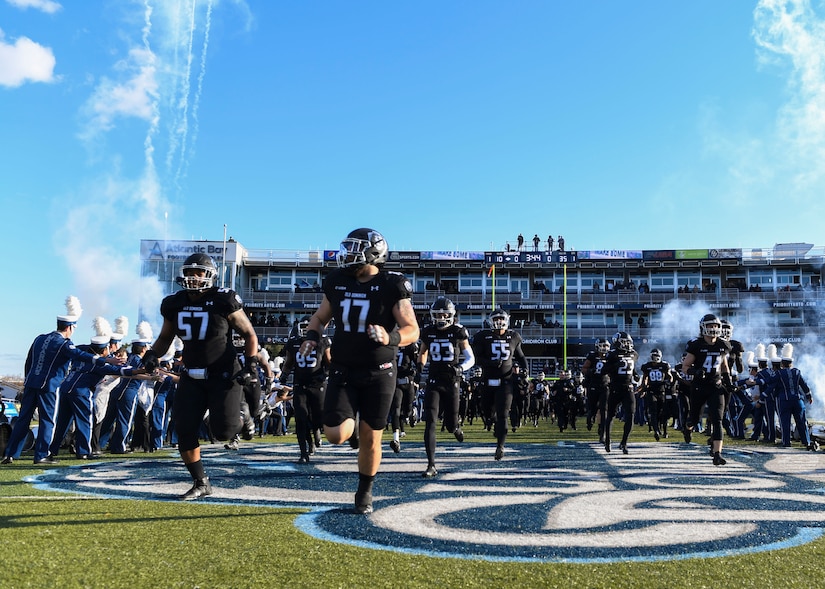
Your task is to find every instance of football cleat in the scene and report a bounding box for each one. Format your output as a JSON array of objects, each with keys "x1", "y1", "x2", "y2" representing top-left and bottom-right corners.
[
  {"x1": 181, "y1": 478, "x2": 212, "y2": 501},
  {"x1": 422, "y1": 465, "x2": 438, "y2": 478},
  {"x1": 389, "y1": 439, "x2": 401, "y2": 454},
  {"x1": 494, "y1": 445, "x2": 504, "y2": 461},
  {"x1": 354, "y1": 490, "x2": 373, "y2": 515},
  {"x1": 454, "y1": 428, "x2": 464, "y2": 443},
  {"x1": 712, "y1": 452, "x2": 727, "y2": 466}
]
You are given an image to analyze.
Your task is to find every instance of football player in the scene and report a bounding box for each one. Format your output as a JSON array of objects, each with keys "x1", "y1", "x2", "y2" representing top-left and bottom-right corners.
[
  {"x1": 471, "y1": 308, "x2": 527, "y2": 461},
  {"x1": 280, "y1": 315, "x2": 331, "y2": 463},
  {"x1": 280, "y1": 315, "x2": 332, "y2": 464},
  {"x1": 388, "y1": 340, "x2": 419, "y2": 452},
  {"x1": 681, "y1": 314, "x2": 733, "y2": 465},
  {"x1": 639, "y1": 348, "x2": 672, "y2": 441},
  {"x1": 417, "y1": 297, "x2": 475, "y2": 477},
  {"x1": 299, "y1": 228, "x2": 419, "y2": 515},
  {"x1": 603, "y1": 331, "x2": 639, "y2": 454},
  {"x1": 582, "y1": 338, "x2": 611, "y2": 442},
  {"x1": 142, "y1": 253, "x2": 260, "y2": 500}
]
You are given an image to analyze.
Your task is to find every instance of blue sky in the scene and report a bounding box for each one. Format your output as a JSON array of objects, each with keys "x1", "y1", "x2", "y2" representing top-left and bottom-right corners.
[{"x1": 1, "y1": 0, "x2": 824, "y2": 377}]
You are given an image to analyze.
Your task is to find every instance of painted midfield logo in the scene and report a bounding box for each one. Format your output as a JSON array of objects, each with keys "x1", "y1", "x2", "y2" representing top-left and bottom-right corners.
[{"x1": 31, "y1": 442, "x2": 825, "y2": 563}]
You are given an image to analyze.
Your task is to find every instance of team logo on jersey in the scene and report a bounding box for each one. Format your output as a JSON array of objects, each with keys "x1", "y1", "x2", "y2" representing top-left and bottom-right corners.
[{"x1": 29, "y1": 443, "x2": 825, "y2": 563}]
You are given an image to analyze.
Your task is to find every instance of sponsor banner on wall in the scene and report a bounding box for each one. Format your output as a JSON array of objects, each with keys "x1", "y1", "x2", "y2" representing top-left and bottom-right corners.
[
  {"x1": 643, "y1": 250, "x2": 676, "y2": 261},
  {"x1": 422, "y1": 251, "x2": 486, "y2": 261},
  {"x1": 580, "y1": 250, "x2": 643, "y2": 260},
  {"x1": 141, "y1": 239, "x2": 231, "y2": 262},
  {"x1": 675, "y1": 249, "x2": 709, "y2": 259},
  {"x1": 709, "y1": 248, "x2": 743, "y2": 259},
  {"x1": 388, "y1": 251, "x2": 422, "y2": 262}
]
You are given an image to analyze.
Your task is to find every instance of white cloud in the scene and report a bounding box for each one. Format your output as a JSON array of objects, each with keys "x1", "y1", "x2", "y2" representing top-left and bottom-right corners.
[
  {"x1": 6, "y1": 0, "x2": 62, "y2": 14},
  {"x1": 79, "y1": 47, "x2": 158, "y2": 140},
  {"x1": 0, "y1": 29, "x2": 56, "y2": 87},
  {"x1": 752, "y1": 0, "x2": 825, "y2": 191}
]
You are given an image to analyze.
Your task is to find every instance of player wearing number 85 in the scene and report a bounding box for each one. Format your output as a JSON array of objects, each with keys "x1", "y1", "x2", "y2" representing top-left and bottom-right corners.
[
  {"x1": 144, "y1": 252, "x2": 260, "y2": 500},
  {"x1": 299, "y1": 228, "x2": 420, "y2": 515}
]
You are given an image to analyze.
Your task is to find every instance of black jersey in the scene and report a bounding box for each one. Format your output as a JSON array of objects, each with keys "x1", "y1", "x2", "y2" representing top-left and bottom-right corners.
[
  {"x1": 728, "y1": 339, "x2": 745, "y2": 374},
  {"x1": 396, "y1": 342, "x2": 419, "y2": 379},
  {"x1": 471, "y1": 328, "x2": 527, "y2": 379},
  {"x1": 640, "y1": 360, "x2": 672, "y2": 391},
  {"x1": 420, "y1": 323, "x2": 470, "y2": 378},
  {"x1": 322, "y1": 268, "x2": 413, "y2": 368},
  {"x1": 282, "y1": 334, "x2": 330, "y2": 385},
  {"x1": 604, "y1": 349, "x2": 639, "y2": 389},
  {"x1": 684, "y1": 337, "x2": 732, "y2": 379},
  {"x1": 160, "y1": 287, "x2": 243, "y2": 373},
  {"x1": 583, "y1": 351, "x2": 610, "y2": 389}
]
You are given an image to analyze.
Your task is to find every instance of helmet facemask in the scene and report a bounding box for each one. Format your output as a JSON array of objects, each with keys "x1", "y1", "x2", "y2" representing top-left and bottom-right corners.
[
  {"x1": 336, "y1": 228, "x2": 388, "y2": 271},
  {"x1": 431, "y1": 310, "x2": 455, "y2": 329},
  {"x1": 178, "y1": 261, "x2": 216, "y2": 291},
  {"x1": 490, "y1": 311, "x2": 509, "y2": 331},
  {"x1": 700, "y1": 318, "x2": 722, "y2": 338}
]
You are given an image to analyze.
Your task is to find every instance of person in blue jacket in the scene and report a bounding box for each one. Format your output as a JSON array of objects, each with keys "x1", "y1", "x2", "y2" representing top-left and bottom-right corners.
[{"x1": 2, "y1": 297, "x2": 124, "y2": 465}]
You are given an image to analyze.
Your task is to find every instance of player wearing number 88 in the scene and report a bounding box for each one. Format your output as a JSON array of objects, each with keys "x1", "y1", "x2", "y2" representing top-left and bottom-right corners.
[{"x1": 146, "y1": 252, "x2": 260, "y2": 500}]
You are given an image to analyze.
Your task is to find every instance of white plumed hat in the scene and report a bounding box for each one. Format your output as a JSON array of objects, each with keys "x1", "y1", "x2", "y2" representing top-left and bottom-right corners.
[
  {"x1": 134, "y1": 321, "x2": 154, "y2": 345},
  {"x1": 780, "y1": 343, "x2": 794, "y2": 363},
  {"x1": 767, "y1": 344, "x2": 780, "y2": 365},
  {"x1": 754, "y1": 343, "x2": 767, "y2": 363},
  {"x1": 91, "y1": 316, "x2": 113, "y2": 346},
  {"x1": 110, "y1": 316, "x2": 129, "y2": 344},
  {"x1": 57, "y1": 295, "x2": 82, "y2": 325}
]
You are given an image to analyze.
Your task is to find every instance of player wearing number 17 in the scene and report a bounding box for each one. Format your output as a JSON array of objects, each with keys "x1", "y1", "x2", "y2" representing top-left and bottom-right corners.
[
  {"x1": 300, "y1": 228, "x2": 420, "y2": 515},
  {"x1": 143, "y1": 253, "x2": 260, "y2": 500}
]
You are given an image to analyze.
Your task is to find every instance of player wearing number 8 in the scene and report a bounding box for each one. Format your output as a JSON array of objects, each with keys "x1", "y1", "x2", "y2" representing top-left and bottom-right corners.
[{"x1": 146, "y1": 252, "x2": 260, "y2": 500}]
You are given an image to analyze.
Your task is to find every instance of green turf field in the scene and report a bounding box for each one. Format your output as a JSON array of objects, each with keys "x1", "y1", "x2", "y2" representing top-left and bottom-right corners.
[{"x1": 1, "y1": 422, "x2": 824, "y2": 589}]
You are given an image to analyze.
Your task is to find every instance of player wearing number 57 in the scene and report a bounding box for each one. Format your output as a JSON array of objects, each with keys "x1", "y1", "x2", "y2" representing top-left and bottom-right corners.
[{"x1": 145, "y1": 253, "x2": 260, "y2": 501}]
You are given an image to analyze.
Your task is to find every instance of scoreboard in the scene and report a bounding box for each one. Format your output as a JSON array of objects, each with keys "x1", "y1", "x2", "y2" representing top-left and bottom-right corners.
[{"x1": 484, "y1": 251, "x2": 578, "y2": 265}]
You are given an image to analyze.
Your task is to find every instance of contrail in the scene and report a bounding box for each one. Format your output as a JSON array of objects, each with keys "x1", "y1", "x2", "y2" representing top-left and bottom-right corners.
[
  {"x1": 170, "y1": 0, "x2": 198, "y2": 191},
  {"x1": 184, "y1": 0, "x2": 213, "y2": 181}
]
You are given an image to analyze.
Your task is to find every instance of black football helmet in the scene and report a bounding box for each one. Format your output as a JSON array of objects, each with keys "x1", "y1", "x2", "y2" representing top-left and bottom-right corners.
[
  {"x1": 489, "y1": 308, "x2": 509, "y2": 331},
  {"x1": 176, "y1": 253, "x2": 217, "y2": 291},
  {"x1": 595, "y1": 338, "x2": 611, "y2": 354},
  {"x1": 720, "y1": 319, "x2": 733, "y2": 341},
  {"x1": 612, "y1": 331, "x2": 634, "y2": 352},
  {"x1": 700, "y1": 313, "x2": 722, "y2": 338},
  {"x1": 336, "y1": 228, "x2": 388, "y2": 270},
  {"x1": 297, "y1": 315, "x2": 311, "y2": 337},
  {"x1": 430, "y1": 297, "x2": 456, "y2": 329},
  {"x1": 650, "y1": 348, "x2": 662, "y2": 362}
]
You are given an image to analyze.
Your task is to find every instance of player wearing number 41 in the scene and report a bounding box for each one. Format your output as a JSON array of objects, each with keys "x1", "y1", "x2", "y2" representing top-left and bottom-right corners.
[
  {"x1": 299, "y1": 228, "x2": 419, "y2": 515},
  {"x1": 417, "y1": 296, "x2": 475, "y2": 478},
  {"x1": 681, "y1": 314, "x2": 733, "y2": 466},
  {"x1": 142, "y1": 253, "x2": 260, "y2": 501}
]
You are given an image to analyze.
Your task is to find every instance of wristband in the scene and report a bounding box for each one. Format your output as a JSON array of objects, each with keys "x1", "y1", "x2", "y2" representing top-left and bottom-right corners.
[
  {"x1": 387, "y1": 330, "x2": 401, "y2": 346},
  {"x1": 305, "y1": 329, "x2": 321, "y2": 343}
]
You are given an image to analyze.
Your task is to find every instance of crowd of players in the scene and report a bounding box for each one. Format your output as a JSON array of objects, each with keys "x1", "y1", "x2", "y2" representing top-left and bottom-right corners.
[
  {"x1": 3, "y1": 228, "x2": 820, "y2": 512},
  {"x1": 238, "y1": 305, "x2": 822, "y2": 476}
]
